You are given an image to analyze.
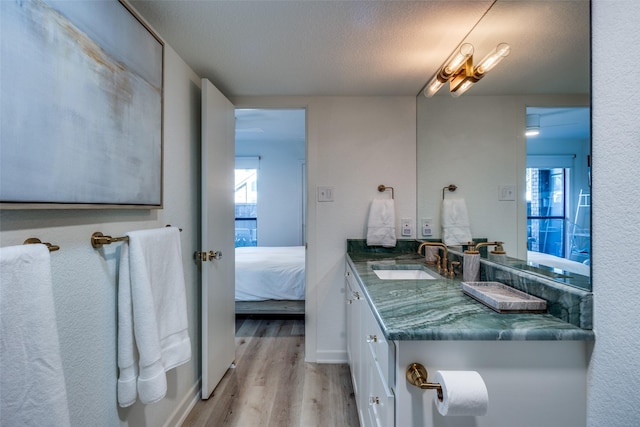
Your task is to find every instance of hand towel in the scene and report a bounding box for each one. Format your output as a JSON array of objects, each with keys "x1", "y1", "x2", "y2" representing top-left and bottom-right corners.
[
  {"x1": 0, "y1": 244, "x2": 71, "y2": 426},
  {"x1": 117, "y1": 227, "x2": 191, "y2": 407},
  {"x1": 367, "y1": 199, "x2": 396, "y2": 247},
  {"x1": 441, "y1": 198, "x2": 472, "y2": 245}
]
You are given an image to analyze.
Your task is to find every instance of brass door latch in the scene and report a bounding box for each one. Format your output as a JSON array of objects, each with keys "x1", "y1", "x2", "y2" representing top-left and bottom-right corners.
[{"x1": 194, "y1": 250, "x2": 222, "y2": 262}]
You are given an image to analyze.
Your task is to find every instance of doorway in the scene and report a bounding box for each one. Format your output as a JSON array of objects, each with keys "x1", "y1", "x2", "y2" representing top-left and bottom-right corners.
[{"x1": 234, "y1": 108, "x2": 307, "y2": 315}]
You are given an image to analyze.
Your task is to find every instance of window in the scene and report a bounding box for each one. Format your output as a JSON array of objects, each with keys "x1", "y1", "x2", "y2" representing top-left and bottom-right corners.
[
  {"x1": 526, "y1": 167, "x2": 566, "y2": 257},
  {"x1": 235, "y1": 157, "x2": 259, "y2": 247}
]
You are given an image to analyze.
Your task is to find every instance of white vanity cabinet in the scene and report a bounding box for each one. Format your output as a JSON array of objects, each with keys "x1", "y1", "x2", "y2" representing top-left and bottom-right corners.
[
  {"x1": 346, "y1": 261, "x2": 590, "y2": 427},
  {"x1": 346, "y1": 264, "x2": 395, "y2": 427}
]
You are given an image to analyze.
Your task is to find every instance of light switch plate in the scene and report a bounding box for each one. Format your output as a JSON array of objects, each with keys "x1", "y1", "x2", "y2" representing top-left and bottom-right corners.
[
  {"x1": 498, "y1": 185, "x2": 516, "y2": 201},
  {"x1": 317, "y1": 186, "x2": 334, "y2": 202}
]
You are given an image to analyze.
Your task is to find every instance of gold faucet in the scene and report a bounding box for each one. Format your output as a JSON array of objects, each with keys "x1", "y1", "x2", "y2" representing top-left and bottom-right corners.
[
  {"x1": 473, "y1": 241, "x2": 506, "y2": 254},
  {"x1": 417, "y1": 241, "x2": 451, "y2": 275}
]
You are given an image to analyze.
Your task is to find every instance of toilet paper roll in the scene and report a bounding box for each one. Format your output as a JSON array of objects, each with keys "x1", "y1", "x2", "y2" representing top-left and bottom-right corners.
[{"x1": 434, "y1": 370, "x2": 489, "y2": 416}]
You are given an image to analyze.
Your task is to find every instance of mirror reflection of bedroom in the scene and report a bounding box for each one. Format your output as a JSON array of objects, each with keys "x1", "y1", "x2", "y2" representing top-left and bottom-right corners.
[
  {"x1": 525, "y1": 106, "x2": 590, "y2": 279},
  {"x1": 234, "y1": 108, "x2": 307, "y2": 316}
]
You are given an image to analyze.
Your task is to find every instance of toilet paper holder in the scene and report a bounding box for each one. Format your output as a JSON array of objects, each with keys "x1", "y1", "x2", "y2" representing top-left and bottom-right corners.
[{"x1": 406, "y1": 363, "x2": 444, "y2": 401}]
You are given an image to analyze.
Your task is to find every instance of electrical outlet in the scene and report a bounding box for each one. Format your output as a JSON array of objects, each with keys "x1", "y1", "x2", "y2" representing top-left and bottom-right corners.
[
  {"x1": 401, "y1": 218, "x2": 412, "y2": 237},
  {"x1": 421, "y1": 218, "x2": 433, "y2": 237}
]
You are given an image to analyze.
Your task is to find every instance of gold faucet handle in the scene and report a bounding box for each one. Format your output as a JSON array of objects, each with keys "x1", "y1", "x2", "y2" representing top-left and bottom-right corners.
[{"x1": 449, "y1": 261, "x2": 461, "y2": 276}]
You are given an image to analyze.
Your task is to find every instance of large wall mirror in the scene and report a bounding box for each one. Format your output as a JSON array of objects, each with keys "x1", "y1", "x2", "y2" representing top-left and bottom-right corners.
[{"x1": 416, "y1": 0, "x2": 591, "y2": 290}]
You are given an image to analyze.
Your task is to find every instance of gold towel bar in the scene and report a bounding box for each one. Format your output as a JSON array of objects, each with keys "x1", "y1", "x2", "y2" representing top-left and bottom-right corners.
[
  {"x1": 91, "y1": 225, "x2": 182, "y2": 249},
  {"x1": 91, "y1": 232, "x2": 128, "y2": 249},
  {"x1": 23, "y1": 238, "x2": 60, "y2": 252},
  {"x1": 442, "y1": 184, "x2": 457, "y2": 200},
  {"x1": 378, "y1": 184, "x2": 394, "y2": 199}
]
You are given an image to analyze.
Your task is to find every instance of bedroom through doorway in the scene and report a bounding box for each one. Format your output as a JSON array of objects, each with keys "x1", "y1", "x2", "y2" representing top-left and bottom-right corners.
[{"x1": 234, "y1": 108, "x2": 307, "y2": 315}]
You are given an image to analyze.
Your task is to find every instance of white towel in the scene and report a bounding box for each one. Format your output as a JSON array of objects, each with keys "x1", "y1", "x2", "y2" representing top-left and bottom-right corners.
[
  {"x1": 366, "y1": 199, "x2": 396, "y2": 247},
  {"x1": 441, "y1": 198, "x2": 472, "y2": 245},
  {"x1": 117, "y1": 227, "x2": 191, "y2": 407},
  {"x1": 0, "y1": 244, "x2": 71, "y2": 426}
]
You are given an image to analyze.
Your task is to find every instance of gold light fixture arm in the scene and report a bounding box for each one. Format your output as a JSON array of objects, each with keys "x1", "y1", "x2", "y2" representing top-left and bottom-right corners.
[{"x1": 424, "y1": 43, "x2": 510, "y2": 97}]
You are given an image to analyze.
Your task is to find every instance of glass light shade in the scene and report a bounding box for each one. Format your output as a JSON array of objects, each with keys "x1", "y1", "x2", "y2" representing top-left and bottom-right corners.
[
  {"x1": 424, "y1": 76, "x2": 445, "y2": 97},
  {"x1": 442, "y1": 43, "x2": 474, "y2": 76},
  {"x1": 526, "y1": 114, "x2": 540, "y2": 136},
  {"x1": 450, "y1": 79, "x2": 474, "y2": 97},
  {"x1": 475, "y1": 43, "x2": 511, "y2": 75}
]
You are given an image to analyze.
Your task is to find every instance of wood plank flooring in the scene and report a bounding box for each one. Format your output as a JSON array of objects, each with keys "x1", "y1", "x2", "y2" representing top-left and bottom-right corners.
[
  {"x1": 235, "y1": 300, "x2": 305, "y2": 315},
  {"x1": 182, "y1": 316, "x2": 359, "y2": 427}
]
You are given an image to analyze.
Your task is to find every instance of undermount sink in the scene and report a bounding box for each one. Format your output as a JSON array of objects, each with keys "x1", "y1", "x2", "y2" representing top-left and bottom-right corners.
[{"x1": 371, "y1": 264, "x2": 439, "y2": 280}]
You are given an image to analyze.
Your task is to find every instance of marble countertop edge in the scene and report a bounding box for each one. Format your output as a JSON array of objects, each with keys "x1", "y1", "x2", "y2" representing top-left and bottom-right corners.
[{"x1": 347, "y1": 254, "x2": 595, "y2": 342}]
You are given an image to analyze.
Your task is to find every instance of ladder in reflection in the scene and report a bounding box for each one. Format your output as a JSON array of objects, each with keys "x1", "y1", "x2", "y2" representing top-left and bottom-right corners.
[{"x1": 569, "y1": 189, "x2": 590, "y2": 262}]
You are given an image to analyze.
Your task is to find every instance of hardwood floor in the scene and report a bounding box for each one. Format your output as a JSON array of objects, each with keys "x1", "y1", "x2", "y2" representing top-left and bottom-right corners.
[
  {"x1": 234, "y1": 300, "x2": 305, "y2": 315},
  {"x1": 182, "y1": 315, "x2": 360, "y2": 427}
]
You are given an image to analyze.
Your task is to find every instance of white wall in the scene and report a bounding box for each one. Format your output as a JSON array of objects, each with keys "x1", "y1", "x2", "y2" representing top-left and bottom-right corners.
[
  {"x1": 0, "y1": 45, "x2": 202, "y2": 427},
  {"x1": 417, "y1": 94, "x2": 589, "y2": 260},
  {"x1": 233, "y1": 96, "x2": 417, "y2": 362},
  {"x1": 589, "y1": 1, "x2": 640, "y2": 425},
  {"x1": 236, "y1": 134, "x2": 306, "y2": 246}
]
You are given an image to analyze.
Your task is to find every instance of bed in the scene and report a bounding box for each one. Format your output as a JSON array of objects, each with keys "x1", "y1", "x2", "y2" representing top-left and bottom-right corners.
[{"x1": 235, "y1": 246, "x2": 305, "y2": 314}]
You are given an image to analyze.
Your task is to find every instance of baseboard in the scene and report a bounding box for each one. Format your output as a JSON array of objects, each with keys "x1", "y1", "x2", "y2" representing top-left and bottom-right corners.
[
  {"x1": 315, "y1": 350, "x2": 348, "y2": 364},
  {"x1": 164, "y1": 379, "x2": 201, "y2": 427}
]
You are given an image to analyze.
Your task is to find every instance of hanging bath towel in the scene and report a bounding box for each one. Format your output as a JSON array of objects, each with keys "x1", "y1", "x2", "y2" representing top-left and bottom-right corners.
[
  {"x1": 117, "y1": 227, "x2": 191, "y2": 407},
  {"x1": 0, "y1": 244, "x2": 71, "y2": 426},
  {"x1": 367, "y1": 199, "x2": 396, "y2": 247},
  {"x1": 441, "y1": 198, "x2": 472, "y2": 245}
]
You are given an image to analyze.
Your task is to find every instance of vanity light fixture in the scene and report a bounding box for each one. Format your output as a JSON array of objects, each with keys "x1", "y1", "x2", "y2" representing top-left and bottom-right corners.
[
  {"x1": 424, "y1": 42, "x2": 511, "y2": 98},
  {"x1": 526, "y1": 114, "x2": 540, "y2": 137}
]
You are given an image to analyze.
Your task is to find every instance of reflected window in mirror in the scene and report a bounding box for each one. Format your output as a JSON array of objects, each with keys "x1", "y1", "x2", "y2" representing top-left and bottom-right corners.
[{"x1": 526, "y1": 107, "x2": 590, "y2": 278}]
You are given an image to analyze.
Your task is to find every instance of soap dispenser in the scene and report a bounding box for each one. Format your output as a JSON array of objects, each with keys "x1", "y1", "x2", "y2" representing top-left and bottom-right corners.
[{"x1": 463, "y1": 242, "x2": 480, "y2": 282}]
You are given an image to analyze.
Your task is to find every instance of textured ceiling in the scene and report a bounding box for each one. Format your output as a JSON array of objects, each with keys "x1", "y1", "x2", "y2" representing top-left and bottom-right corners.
[{"x1": 130, "y1": 0, "x2": 590, "y2": 98}]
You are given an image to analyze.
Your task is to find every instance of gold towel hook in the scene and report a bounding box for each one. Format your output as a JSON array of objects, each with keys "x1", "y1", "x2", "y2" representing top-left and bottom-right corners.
[
  {"x1": 442, "y1": 184, "x2": 457, "y2": 200},
  {"x1": 23, "y1": 237, "x2": 60, "y2": 252},
  {"x1": 378, "y1": 184, "x2": 394, "y2": 199}
]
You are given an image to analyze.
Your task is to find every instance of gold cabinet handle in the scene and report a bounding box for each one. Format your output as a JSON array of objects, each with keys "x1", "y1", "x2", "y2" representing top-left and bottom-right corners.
[
  {"x1": 367, "y1": 334, "x2": 378, "y2": 343},
  {"x1": 208, "y1": 250, "x2": 222, "y2": 261}
]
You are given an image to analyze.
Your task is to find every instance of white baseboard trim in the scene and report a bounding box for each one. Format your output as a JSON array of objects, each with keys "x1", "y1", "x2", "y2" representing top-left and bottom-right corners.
[
  {"x1": 164, "y1": 379, "x2": 201, "y2": 427},
  {"x1": 315, "y1": 350, "x2": 348, "y2": 364}
]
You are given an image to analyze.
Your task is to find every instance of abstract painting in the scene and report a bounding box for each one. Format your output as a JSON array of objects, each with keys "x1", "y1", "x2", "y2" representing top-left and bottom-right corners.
[{"x1": 0, "y1": 0, "x2": 163, "y2": 207}]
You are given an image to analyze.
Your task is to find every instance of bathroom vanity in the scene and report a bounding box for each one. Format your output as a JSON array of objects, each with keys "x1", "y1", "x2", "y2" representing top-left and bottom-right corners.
[{"x1": 346, "y1": 240, "x2": 594, "y2": 427}]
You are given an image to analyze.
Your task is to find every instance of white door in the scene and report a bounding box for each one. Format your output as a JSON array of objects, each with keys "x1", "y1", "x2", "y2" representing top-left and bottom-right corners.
[{"x1": 200, "y1": 78, "x2": 236, "y2": 399}]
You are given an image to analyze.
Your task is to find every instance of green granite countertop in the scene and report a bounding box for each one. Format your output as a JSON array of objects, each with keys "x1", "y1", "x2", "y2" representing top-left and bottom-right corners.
[{"x1": 347, "y1": 252, "x2": 595, "y2": 341}]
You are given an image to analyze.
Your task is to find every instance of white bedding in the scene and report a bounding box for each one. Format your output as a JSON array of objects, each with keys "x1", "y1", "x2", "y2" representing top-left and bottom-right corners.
[{"x1": 235, "y1": 246, "x2": 306, "y2": 301}]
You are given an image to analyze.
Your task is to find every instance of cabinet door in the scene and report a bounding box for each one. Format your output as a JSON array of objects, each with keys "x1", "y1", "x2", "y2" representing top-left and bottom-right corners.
[
  {"x1": 345, "y1": 265, "x2": 364, "y2": 424},
  {"x1": 366, "y1": 351, "x2": 395, "y2": 427}
]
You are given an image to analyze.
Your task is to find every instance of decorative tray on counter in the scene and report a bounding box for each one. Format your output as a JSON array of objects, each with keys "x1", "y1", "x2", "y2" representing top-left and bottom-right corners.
[{"x1": 461, "y1": 281, "x2": 547, "y2": 313}]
